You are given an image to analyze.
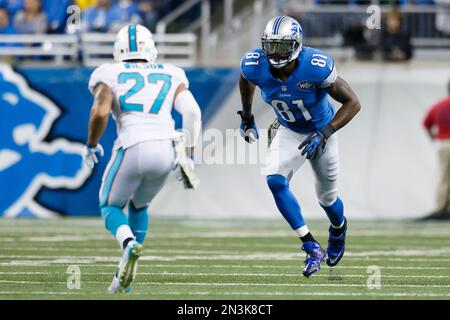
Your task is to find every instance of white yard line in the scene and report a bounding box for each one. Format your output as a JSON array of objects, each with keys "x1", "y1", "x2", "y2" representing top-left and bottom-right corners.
[
  {"x1": 0, "y1": 271, "x2": 449, "y2": 279},
  {"x1": 0, "y1": 290, "x2": 449, "y2": 298},
  {"x1": 1, "y1": 249, "x2": 450, "y2": 261},
  {"x1": 1, "y1": 280, "x2": 450, "y2": 288},
  {"x1": 1, "y1": 261, "x2": 449, "y2": 270}
]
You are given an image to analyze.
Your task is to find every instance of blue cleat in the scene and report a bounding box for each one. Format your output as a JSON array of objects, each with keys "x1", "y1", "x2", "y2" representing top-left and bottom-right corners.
[
  {"x1": 326, "y1": 218, "x2": 347, "y2": 267},
  {"x1": 301, "y1": 241, "x2": 325, "y2": 278}
]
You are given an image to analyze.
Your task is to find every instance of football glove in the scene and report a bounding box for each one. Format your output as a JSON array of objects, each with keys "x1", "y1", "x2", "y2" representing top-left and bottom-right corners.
[
  {"x1": 237, "y1": 111, "x2": 259, "y2": 143},
  {"x1": 298, "y1": 124, "x2": 335, "y2": 160},
  {"x1": 172, "y1": 134, "x2": 200, "y2": 189},
  {"x1": 83, "y1": 144, "x2": 104, "y2": 168}
]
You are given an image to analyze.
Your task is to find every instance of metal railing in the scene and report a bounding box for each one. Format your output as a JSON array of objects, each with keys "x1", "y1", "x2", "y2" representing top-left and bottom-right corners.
[
  {"x1": 81, "y1": 33, "x2": 197, "y2": 67},
  {"x1": 283, "y1": 3, "x2": 450, "y2": 46},
  {"x1": 0, "y1": 34, "x2": 79, "y2": 65},
  {"x1": 0, "y1": 33, "x2": 197, "y2": 67}
]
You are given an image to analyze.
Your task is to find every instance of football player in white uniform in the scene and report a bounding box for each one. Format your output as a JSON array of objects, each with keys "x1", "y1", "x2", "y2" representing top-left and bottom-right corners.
[{"x1": 83, "y1": 24, "x2": 202, "y2": 293}]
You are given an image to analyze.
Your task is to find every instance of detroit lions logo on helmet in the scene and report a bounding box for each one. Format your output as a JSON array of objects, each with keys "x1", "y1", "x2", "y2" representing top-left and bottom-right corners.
[
  {"x1": 291, "y1": 22, "x2": 300, "y2": 36},
  {"x1": 0, "y1": 65, "x2": 91, "y2": 218}
]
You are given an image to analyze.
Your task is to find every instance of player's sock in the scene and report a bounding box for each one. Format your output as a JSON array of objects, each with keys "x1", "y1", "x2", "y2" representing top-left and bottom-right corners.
[
  {"x1": 300, "y1": 232, "x2": 317, "y2": 244},
  {"x1": 101, "y1": 205, "x2": 134, "y2": 249},
  {"x1": 128, "y1": 201, "x2": 149, "y2": 244},
  {"x1": 321, "y1": 197, "x2": 345, "y2": 230},
  {"x1": 267, "y1": 174, "x2": 306, "y2": 231}
]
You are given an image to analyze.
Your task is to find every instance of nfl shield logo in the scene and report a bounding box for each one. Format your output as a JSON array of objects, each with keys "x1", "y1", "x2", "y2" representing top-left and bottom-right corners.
[{"x1": 281, "y1": 86, "x2": 287, "y2": 91}]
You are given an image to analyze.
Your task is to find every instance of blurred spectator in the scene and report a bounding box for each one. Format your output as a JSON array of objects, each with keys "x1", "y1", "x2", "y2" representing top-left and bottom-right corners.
[
  {"x1": 13, "y1": 0, "x2": 48, "y2": 34},
  {"x1": 421, "y1": 79, "x2": 450, "y2": 220},
  {"x1": 0, "y1": 6, "x2": 16, "y2": 34},
  {"x1": 0, "y1": 0, "x2": 23, "y2": 18},
  {"x1": 380, "y1": 9, "x2": 412, "y2": 61},
  {"x1": 82, "y1": 0, "x2": 114, "y2": 32},
  {"x1": 108, "y1": 0, "x2": 142, "y2": 32},
  {"x1": 76, "y1": 0, "x2": 97, "y2": 11},
  {"x1": 435, "y1": 0, "x2": 450, "y2": 37},
  {"x1": 343, "y1": 19, "x2": 375, "y2": 60},
  {"x1": 42, "y1": 0, "x2": 73, "y2": 33},
  {"x1": 138, "y1": 0, "x2": 158, "y2": 31}
]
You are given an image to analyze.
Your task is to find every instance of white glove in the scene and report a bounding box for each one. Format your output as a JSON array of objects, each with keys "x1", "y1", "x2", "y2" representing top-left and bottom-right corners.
[
  {"x1": 176, "y1": 157, "x2": 194, "y2": 181},
  {"x1": 83, "y1": 144, "x2": 104, "y2": 169}
]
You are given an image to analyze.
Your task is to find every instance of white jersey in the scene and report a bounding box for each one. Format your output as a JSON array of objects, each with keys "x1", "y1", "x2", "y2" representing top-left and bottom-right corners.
[{"x1": 89, "y1": 62, "x2": 189, "y2": 149}]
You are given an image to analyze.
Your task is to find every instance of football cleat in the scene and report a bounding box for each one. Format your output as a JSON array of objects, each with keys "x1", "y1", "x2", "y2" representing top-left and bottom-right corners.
[
  {"x1": 326, "y1": 218, "x2": 347, "y2": 267},
  {"x1": 301, "y1": 241, "x2": 325, "y2": 278},
  {"x1": 116, "y1": 240, "x2": 143, "y2": 290},
  {"x1": 107, "y1": 273, "x2": 131, "y2": 294}
]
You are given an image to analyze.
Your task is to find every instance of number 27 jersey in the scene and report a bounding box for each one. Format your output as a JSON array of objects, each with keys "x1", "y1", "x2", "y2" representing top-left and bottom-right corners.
[
  {"x1": 240, "y1": 47, "x2": 337, "y2": 133},
  {"x1": 89, "y1": 62, "x2": 189, "y2": 149}
]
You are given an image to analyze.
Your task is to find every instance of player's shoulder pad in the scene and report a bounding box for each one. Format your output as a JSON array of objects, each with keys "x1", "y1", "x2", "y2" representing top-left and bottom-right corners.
[
  {"x1": 88, "y1": 63, "x2": 117, "y2": 94},
  {"x1": 240, "y1": 48, "x2": 268, "y2": 85},
  {"x1": 162, "y1": 63, "x2": 189, "y2": 88},
  {"x1": 300, "y1": 47, "x2": 337, "y2": 88}
]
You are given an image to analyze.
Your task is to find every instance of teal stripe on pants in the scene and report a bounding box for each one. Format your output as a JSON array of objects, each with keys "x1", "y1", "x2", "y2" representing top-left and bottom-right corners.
[{"x1": 100, "y1": 147, "x2": 125, "y2": 207}]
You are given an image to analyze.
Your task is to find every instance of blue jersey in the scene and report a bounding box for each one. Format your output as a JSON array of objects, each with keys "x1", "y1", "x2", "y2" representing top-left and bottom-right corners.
[{"x1": 240, "y1": 47, "x2": 337, "y2": 133}]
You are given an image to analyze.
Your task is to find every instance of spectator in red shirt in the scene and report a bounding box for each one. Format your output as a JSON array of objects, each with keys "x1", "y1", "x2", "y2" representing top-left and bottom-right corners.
[{"x1": 421, "y1": 79, "x2": 450, "y2": 220}]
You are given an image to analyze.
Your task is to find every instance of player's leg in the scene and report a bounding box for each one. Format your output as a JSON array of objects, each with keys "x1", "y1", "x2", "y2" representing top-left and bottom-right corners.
[
  {"x1": 99, "y1": 145, "x2": 143, "y2": 293},
  {"x1": 436, "y1": 142, "x2": 450, "y2": 214},
  {"x1": 130, "y1": 139, "x2": 175, "y2": 244},
  {"x1": 99, "y1": 146, "x2": 142, "y2": 250},
  {"x1": 128, "y1": 200, "x2": 149, "y2": 245},
  {"x1": 264, "y1": 126, "x2": 324, "y2": 277},
  {"x1": 310, "y1": 134, "x2": 347, "y2": 266}
]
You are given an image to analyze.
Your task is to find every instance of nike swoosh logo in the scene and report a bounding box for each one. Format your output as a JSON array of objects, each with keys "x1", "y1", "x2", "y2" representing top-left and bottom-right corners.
[{"x1": 328, "y1": 253, "x2": 342, "y2": 265}]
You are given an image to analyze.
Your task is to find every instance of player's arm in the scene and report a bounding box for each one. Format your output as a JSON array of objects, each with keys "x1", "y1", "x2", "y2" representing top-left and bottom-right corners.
[
  {"x1": 83, "y1": 83, "x2": 113, "y2": 168},
  {"x1": 239, "y1": 73, "x2": 256, "y2": 118},
  {"x1": 173, "y1": 83, "x2": 202, "y2": 158},
  {"x1": 325, "y1": 76, "x2": 361, "y2": 132},
  {"x1": 88, "y1": 83, "x2": 114, "y2": 147},
  {"x1": 423, "y1": 106, "x2": 436, "y2": 140},
  {"x1": 238, "y1": 74, "x2": 259, "y2": 143}
]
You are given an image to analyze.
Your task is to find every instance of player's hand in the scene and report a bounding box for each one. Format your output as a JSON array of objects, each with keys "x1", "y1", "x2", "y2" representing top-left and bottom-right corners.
[
  {"x1": 83, "y1": 144, "x2": 104, "y2": 168},
  {"x1": 298, "y1": 132, "x2": 326, "y2": 160},
  {"x1": 298, "y1": 124, "x2": 335, "y2": 160},
  {"x1": 237, "y1": 111, "x2": 259, "y2": 143},
  {"x1": 176, "y1": 157, "x2": 195, "y2": 181}
]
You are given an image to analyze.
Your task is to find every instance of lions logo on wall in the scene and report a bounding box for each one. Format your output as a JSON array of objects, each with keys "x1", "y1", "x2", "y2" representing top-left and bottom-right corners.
[{"x1": 0, "y1": 65, "x2": 91, "y2": 218}]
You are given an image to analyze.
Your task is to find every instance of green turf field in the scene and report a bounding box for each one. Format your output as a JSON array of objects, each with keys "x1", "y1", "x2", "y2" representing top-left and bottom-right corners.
[{"x1": 0, "y1": 218, "x2": 449, "y2": 300}]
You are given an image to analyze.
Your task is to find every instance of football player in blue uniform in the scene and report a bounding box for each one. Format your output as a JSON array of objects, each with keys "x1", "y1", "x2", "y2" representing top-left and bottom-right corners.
[{"x1": 238, "y1": 16, "x2": 361, "y2": 277}]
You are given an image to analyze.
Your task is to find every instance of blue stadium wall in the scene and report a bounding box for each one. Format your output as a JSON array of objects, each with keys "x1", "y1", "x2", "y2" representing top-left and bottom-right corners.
[{"x1": 0, "y1": 66, "x2": 239, "y2": 217}]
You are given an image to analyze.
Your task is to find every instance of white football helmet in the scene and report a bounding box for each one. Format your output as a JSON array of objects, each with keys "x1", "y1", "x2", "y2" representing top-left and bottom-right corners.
[
  {"x1": 262, "y1": 16, "x2": 303, "y2": 69},
  {"x1": 113, "y1": 24, "x2": 158, "y2": 63}
]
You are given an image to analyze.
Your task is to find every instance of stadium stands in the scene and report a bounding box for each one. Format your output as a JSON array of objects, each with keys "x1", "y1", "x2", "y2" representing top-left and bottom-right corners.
[{"x1": 0, "y1": 0, "x2": 448, "y2": 66}]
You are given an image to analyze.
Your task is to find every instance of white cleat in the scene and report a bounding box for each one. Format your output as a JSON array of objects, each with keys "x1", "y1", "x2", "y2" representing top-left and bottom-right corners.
[
  {"x1": 108, "y1": 240, "x2": 143, "y2": 293},
  {"x1": 107, "y1": 275, "x2": 130, "y2": 294},
  {"x1": 119, "y1": 240, "x2": 143, "y2": 288}
]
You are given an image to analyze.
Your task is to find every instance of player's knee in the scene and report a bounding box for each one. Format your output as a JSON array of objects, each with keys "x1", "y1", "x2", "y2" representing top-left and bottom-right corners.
[
  {"x1": 318, "y1": 190, "x2": 338, "y2": 207},
  {"x1": 129, "y1": 200, "x2": 148, "y2": 214},
  {"x1": 267, "y1": 174, "x2": 289, "y2": 193}
]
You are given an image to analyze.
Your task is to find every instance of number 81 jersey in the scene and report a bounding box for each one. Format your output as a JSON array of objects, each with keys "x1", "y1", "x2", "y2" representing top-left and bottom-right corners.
[
  {"x1": 89, "y1": 62, "x2": 189, "y2": 149},
  {"x1": 240, "y1": 47, "x2": 337, "y2": 133}
]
